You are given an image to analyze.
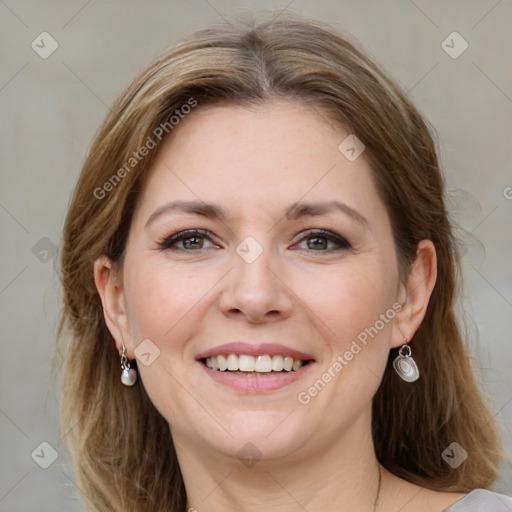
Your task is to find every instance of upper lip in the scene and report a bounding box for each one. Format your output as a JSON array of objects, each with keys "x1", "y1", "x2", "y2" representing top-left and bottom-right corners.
[{"x1": 195, "y1": 342, "x2": 316, "y2": 361}]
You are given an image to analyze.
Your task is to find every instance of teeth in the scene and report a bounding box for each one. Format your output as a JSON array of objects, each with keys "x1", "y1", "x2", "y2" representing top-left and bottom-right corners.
[
  {"x1": 255, "y1": 355, "x2": 272, "y2": 372},
  {"x1": 204, "y1": 354, "x2": 308, "y2": 372},
  {"x1": 292, "y1": 358, "x2": 303, "y2": 371},
  {"x1": 227, "y1": 353, "x2": 238, "y2": 371},
  {"x1": 239, "y1": 355, "x2": 255, "y2": 372},
  {"x1": 217, "y1": 354, "x2": 228, "y2": 371},
  {"x1": 272, "y1": 355, "x2": 284, "y2": 371}
]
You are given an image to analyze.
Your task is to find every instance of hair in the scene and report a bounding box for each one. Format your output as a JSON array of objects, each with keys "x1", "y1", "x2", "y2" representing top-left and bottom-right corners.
[{"x1": 57, "y1": 12, "x2": 502, "y2": 512}]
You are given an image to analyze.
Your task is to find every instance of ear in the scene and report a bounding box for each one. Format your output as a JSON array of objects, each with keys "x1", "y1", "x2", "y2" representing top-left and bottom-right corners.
[
  {"x1": 93, "y1": 255, "x2": 133, "y2": 357},
  {"x1": 391, "y1": 239, "x2": 437, "y2": 349}
]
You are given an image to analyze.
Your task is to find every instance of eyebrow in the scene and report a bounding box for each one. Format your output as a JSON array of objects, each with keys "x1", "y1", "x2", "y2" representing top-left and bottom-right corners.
[{"x1": 145, "y1": 199, "x2": 370, "y2": 231}]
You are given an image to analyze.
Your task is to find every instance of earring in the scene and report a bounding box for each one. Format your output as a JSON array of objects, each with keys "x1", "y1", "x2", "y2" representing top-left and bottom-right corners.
[
  {"x1": 120, "y1": 345, "x2": 137, "y2": 386},
  {"x1": 393, "y1": 334, "x2": 420, "y2": 382}
]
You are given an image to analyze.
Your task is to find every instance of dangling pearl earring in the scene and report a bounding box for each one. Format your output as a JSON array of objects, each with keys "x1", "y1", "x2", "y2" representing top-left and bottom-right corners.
[
  {"x1": 393, "y1": 332, "x2": 420, "y2": 382},
  {"x1": 120, "y1": 344, "x2": 137, "y2": 386}
]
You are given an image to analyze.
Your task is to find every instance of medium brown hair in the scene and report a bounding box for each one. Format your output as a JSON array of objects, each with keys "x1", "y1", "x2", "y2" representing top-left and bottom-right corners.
[{"x1": 57, "y1": 13, "x2": 502, "y2": 511}]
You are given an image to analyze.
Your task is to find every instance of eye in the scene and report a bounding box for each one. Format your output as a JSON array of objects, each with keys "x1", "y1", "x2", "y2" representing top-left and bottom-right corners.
[
  {"x1": 158, "y1": 228, "x2": 350, "y2": 252},
  {"x1": 158, "y1": 229, "x2": 218, "y2": 251},
  {"x1": 293, "y1": 229, "x2": 351, "y2": 252}
]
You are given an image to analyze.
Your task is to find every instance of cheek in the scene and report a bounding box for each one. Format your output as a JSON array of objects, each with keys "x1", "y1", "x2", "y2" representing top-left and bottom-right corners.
[
  {"x1": 304, "y1": 257, "x2": 398, "y2": 346},
  {"x1": 123, "y1": 258, "x2": 210, "y2": 342},
  {"x1": 121, "y1": 261, "x2": 205, "y2": 424},
  {"x1": 297, "y1": 261, "x2": 398, "y2": 416}
]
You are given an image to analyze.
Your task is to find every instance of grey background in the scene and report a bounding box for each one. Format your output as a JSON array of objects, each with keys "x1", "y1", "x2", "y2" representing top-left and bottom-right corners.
[{"x1": 0, "y1": 1, "x2": 511, "y2": 509}]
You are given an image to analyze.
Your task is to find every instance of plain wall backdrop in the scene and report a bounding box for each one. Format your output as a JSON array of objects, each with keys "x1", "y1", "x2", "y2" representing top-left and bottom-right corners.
[{"x1": 0, "y1": 1, "x2": 511, "y2": 509}]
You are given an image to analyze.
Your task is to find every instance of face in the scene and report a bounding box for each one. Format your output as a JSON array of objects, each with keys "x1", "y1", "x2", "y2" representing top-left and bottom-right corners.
[{"x1": 110, "y1": 100, "x2": 407, "y2": 464}]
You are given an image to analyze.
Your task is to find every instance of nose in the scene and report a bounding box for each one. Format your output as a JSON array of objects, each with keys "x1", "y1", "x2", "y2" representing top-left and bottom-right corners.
[{"x1": 219, "y1": 242, "x2": 293, "y2": 324}]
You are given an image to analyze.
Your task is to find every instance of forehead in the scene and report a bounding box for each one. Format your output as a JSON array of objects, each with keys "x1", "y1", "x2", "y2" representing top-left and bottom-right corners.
[{"x1": 134, "y1": 100, "x2": 385, "y2": 225}]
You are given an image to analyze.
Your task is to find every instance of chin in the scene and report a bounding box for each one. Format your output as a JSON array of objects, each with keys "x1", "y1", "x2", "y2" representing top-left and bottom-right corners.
[{"x1": 195, "y1": 413, "x2": 315, "y2": 464}]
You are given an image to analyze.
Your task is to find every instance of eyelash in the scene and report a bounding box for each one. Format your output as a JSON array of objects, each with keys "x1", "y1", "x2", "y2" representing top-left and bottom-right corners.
[{"x1": 158, "y1": 228, "x2": 352, "y2": 253}]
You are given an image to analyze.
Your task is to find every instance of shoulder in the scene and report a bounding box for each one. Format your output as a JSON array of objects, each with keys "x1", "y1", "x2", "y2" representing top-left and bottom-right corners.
[{"x1": 443, "y1": 489, "x2": 512, "y2": 511}]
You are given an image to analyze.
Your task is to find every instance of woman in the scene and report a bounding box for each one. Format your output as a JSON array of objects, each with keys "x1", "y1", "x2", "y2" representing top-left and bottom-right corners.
[{"x1": 57, "y1": 13, "x2": 512, "y2": 512}]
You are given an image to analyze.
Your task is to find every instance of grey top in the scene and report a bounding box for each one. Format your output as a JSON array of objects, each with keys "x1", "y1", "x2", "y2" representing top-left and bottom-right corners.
[{"x1": 443, "y1": 489, "x2": 512, "y2": 511}]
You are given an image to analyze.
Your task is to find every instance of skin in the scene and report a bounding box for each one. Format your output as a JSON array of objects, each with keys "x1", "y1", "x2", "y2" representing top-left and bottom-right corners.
[{"x1": 95, "y1": 101, "x2": 467, "y2": 511}]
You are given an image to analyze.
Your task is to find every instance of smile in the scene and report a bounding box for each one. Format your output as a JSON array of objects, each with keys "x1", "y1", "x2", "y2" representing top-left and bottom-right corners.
[
  {"x1": 203, "y1": 354, "x2": 311, "y2": 373},
  {"x1": 196, "y1": 342, "x2": 316, "y2": 392}
]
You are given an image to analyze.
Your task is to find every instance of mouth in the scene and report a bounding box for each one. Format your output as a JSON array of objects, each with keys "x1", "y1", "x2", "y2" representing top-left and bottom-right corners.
[
  {"x1": 195, "y1": 342, "x2": 316, "y2": 392},
  {"x1": 201, "y1": 354, "x2": 313, "y2": 375}
]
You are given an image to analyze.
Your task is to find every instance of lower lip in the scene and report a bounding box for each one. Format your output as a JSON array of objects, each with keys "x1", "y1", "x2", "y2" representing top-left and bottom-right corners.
[{"x1": 199, "y1": 361, "x2": 315, "y2": 392}]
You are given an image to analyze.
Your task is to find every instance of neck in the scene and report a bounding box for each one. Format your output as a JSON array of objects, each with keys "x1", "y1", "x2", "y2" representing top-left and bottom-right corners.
[{"x1": 175, "y1": 408, "x2": 384, "y2": 512}]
